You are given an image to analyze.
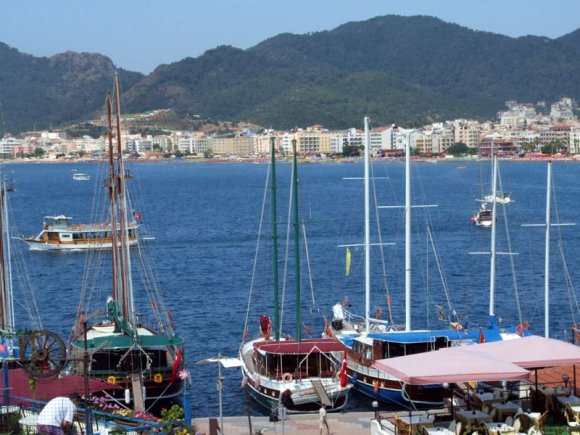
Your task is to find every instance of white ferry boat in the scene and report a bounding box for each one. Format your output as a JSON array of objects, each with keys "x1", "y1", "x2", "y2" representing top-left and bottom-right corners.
[{"x1": 23, "y1": 215, "x2": 139, "y2": 251}]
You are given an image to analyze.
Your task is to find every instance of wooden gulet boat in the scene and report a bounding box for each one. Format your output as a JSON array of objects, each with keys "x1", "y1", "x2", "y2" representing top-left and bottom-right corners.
[
  {"x1": 240, "y1": 137, "x2": 351, "y2": 414},
  {"x1": 23, "y1": 215, "x2": 139, "y2": 251},
  {"x1": 69, "y1": 74, "x2": 185, "y2": 415}
]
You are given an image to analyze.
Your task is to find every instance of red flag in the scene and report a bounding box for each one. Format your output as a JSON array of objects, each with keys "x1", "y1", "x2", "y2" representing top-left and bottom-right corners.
[
  {"x1": 339, "y1": 352, "x2": 348, "y2": 388},
  {"x1": 478, "y1": 327, "x2": 486, "y2": 344}
]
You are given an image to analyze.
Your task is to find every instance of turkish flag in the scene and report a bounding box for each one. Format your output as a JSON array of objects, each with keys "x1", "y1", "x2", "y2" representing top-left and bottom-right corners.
[{"x1": 339, "y1": 352, "x2": 348, "y2": 388}]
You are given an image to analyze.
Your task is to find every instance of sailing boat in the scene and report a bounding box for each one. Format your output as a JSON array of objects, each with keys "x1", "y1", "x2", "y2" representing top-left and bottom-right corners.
[
  {"x1": 330, "y1": 118, "x2": 516, "y2": 407},
  {"x1": 239, "y1": 138, "x2": 351, "y2": 414},
  {"x1": 471, "y1": 154, "x2": 511, "y2": 226},
  {"x1": 68, "y1": 75, "x2": 185, "y2": 414}
]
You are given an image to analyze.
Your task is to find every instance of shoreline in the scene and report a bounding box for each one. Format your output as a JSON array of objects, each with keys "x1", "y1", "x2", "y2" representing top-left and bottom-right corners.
[{"x1": 2, "y1": 155, "x2": 579, "y2": 165}]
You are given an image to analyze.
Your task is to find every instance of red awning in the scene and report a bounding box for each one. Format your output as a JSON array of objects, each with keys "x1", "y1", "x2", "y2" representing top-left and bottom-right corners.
[
  {"x1": 254, "y1": 338, "x2": 346, "y2": 355},
  {"x1": 0, "y1": 368, "x2": 120, "y2": 404}
]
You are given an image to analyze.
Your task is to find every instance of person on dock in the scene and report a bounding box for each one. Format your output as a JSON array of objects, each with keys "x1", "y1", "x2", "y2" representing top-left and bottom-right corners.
[
  {"x1": 37, "y1": 392, "x2": 82, "y2": 435},
  {"x1": 319, "y1": 404, "x2": 329, "y2": 435}
]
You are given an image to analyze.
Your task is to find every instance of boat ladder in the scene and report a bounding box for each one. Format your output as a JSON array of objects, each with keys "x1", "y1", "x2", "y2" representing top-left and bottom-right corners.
[{"x1": 311, "y1": 379, "x2": 332, "y2": 406}]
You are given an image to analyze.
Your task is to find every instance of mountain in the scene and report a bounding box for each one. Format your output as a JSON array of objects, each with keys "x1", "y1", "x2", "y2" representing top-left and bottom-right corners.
[
  {"x1": 0, "y1": 43, "x2": 143, "y2": 132},
  {"x1": 1, "y1": 15, "x2": 579, "y2": 133}
]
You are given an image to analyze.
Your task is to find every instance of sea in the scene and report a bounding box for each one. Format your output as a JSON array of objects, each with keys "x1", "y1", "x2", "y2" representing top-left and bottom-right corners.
[{"x1": 4, "y1": 158, "x2": 580, "y2": 418}]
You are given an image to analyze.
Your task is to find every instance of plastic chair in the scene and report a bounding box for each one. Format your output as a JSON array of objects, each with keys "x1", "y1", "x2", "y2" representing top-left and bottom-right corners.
[{"x1": 505, "y1": 415, "x2": 513, "y2": 426}]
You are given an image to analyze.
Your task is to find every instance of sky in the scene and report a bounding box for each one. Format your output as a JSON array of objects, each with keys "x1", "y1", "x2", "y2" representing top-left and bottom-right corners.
[{"x1": 1, "y1": 0, "x2": 579, "y2": 74}]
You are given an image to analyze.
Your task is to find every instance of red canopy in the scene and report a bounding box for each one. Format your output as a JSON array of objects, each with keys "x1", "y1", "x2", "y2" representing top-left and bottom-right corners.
[
  {"x1": 372, "y1": 347, "x2": 530, "y2": 385},
  {"x1": 0, "y1": 368, "x2": 119, "y2": 404},
  {"x1": 459, "y1": 336, "x2": 580, "y2": 369},
  {"x1": 254, "y1": 338, "x2": 346, "y2": 354}
]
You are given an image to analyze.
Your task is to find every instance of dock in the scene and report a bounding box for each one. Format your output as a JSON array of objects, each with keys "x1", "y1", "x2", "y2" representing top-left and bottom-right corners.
[{"x1": 193, "y1": 411, "x2": 375, "y2": 434}]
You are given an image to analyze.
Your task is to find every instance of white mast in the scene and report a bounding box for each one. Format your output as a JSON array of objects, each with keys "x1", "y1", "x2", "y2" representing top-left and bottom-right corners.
[
  {"x1": 364, "y1": 117, "x2": 371, "y2": 333},
  {"x1": 544, "y1": 161, "x2": 551, "y2": 338},
  {"x1": 405, "y1": 133, "x2": 412, "y2": 331},
  {"x1": 489, "y1": 155, "x2": 498, "y2": 317}
]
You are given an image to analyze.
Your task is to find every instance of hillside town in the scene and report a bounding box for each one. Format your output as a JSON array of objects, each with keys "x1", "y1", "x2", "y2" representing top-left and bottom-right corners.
[{"x1": 1, "y1": 97, "x2": 578, "y2": 160}]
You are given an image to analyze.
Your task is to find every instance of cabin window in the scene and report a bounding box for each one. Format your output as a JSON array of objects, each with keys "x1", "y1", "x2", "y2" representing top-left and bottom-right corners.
[{"x1": 60, "y1": 233, "x2": 73, "y2": 241}]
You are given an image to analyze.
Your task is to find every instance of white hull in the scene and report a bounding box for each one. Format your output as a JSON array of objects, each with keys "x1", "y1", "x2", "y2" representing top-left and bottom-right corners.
[
  {"x1": 239, "y1": 339, "x2": 351, "y2": 413},
  {"x1": 24, "y1": 238, "x2": 139, "y2": 251}
]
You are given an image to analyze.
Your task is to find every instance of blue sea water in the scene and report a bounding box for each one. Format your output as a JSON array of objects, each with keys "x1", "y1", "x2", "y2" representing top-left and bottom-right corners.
[{"x1": 4, "y1": 159, "x2": 580, "y2": 418}]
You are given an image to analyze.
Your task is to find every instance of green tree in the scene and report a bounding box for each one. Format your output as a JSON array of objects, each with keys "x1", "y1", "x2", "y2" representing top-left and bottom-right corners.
[
  {"x1": 445, "y1": 142, "x2": 469, "y2": 155},
  {"x1": 33, "y1": 147, "x2": 45, "y2": 158},
  {"x1": 342, "y1": 144, "x2": 363, "y2": 157},
  {"x1": 203, "y1": 148, "x2": 214, "y2": 158},
  {"x1": 541, "y1": 140, "x2": 563, "y2": 155}
]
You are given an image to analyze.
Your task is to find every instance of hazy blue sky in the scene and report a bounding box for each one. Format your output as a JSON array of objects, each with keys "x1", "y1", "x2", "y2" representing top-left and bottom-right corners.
[{"x1": 1, "y1": 0, "x2": 578, "y2": 74}]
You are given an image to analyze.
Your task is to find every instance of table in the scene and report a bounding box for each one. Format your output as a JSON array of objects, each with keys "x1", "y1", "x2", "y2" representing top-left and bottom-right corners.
[
  {"x1": 394, "y1": 415, "x2": 434, "y2": 435},
  {"x1": 474, "y1": 392, "x2": 502, "y2": 410},
  {"x1": 455, "y1": 409, "x2": 492, "y2": 426},
  {"x1": 531, "y1": 385, "x2": 569, "y2": 411},
  {"x1": 492, "y1": 401, "x2": 520, "y2": 421},
  {"x1": 485, "y1": 422, "x2": 518, "y2": 435}
]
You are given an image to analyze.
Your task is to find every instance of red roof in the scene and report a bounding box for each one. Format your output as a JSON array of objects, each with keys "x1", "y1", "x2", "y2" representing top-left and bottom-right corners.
[
  {"x1": 254, "y1": 338, "x2": 346, "y2": 354},
  {"x1": 0, "y1": 368, "x2": 119, "y2": 404}
]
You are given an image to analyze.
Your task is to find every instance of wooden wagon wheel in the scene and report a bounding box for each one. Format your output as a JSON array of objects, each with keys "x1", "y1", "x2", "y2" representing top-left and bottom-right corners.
[{"x1": 20, "y1": 330, "x2": 66, "y2": 379}]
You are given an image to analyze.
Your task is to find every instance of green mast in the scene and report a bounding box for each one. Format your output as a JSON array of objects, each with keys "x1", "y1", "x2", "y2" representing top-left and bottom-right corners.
[
  {"x1": 271, "y1": 137, "x2": 281, "y2": 341},
  {"x1": 292, "y1": 139, "x2": 301, "y2": 341}
]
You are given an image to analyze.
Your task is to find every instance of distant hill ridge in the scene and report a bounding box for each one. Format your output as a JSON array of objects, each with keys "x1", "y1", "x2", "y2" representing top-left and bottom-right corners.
[{"x1": 0, "y1": 15, "x2": 579, "y2": 133}]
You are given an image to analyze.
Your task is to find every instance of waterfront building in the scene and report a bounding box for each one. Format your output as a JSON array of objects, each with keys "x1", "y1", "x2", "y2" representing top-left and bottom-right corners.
[
  {"x1": 452, "y1": 120, "x2": 481, "y2": 150},
  {"x1": 568, "y1": 123, "x2": 580, "y2": 155}
]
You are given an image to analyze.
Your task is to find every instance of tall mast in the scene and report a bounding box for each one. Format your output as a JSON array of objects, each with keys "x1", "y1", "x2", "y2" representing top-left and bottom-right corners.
[
  {"x1": 113, "y1": 73, "x2": 135, "y2": 322},
  {"x1": 270, "y1": 137, "x2": 280, "y2": 341},
  {"x1": 544, "y1": 161, "x2": 552, "y2": 338},
  {"x1": 363, "y1": 117, "x2": 371, "y2": 333},
  {"x1": 292, "y1": 139, "x2": 301, "y2": 341},
  {"x1": 0, "y1": 182, "x2": 13, "y2": 333},
  {"x1": 106, "y1": 94, "x2": 120, "y2": 305},
  {"x1": 405, "y1": 132, "x2": 412, "y2": 331},
  {"x1": 489, "y1": 155, "x2": 498, "y2": 317}
]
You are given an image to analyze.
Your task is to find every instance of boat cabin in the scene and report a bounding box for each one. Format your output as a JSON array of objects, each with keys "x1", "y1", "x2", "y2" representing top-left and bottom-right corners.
[
  {"x1": 349, "y1": 330, "x2": 475, "y2": 363},
  {"x1": 252, "y1": 339, "x2": 346, "y2": 380}
]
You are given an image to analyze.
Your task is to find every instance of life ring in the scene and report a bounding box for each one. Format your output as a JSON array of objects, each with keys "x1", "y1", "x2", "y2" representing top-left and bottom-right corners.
[
  {"x1": 107, "y1": 376, "x2": 116, "y2": 384},
  {"x1": 516, "y1": 324, "x2": 524, "y2": 336},
  {"x1": 282, "y1": 372, "x2": 293, "y2": 382}
]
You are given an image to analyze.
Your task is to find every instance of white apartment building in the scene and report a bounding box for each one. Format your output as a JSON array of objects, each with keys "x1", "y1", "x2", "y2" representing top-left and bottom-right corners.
[
  {"x1": 499, "y1": 103, "x2": 536, "y2": 128},
  {"x1": 569, "y1": 123, "x2": 580, "y2": 155},
  {"x1": 551, "y1": 97, "x2": 576, "y2": 120},
  {"x1": 0, "y1": 137, "x2": 24, "y2": 155}
]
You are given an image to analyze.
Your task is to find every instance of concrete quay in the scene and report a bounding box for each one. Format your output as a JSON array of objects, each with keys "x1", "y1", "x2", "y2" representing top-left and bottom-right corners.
[{"x1": 193, "y1": 411, "x2": 375, "y2": 434}]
